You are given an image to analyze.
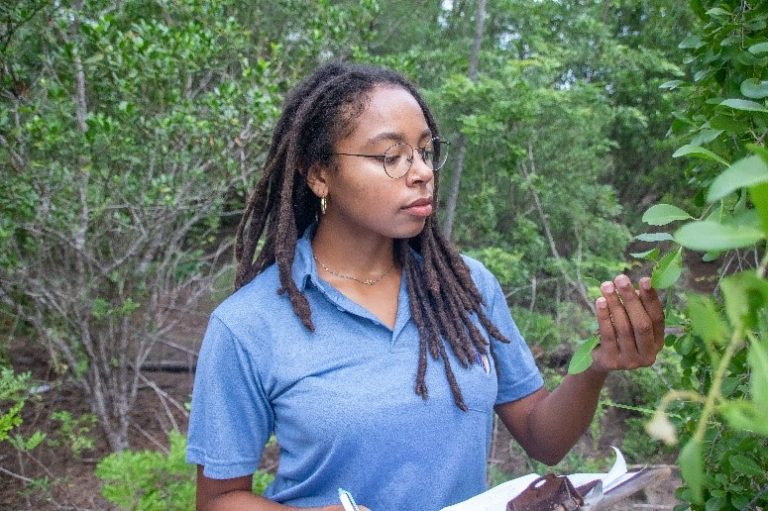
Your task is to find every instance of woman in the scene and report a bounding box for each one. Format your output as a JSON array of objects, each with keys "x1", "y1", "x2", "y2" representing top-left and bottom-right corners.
[{"x1": 186, "y1": 61, "x2": 665, "y2": 511}]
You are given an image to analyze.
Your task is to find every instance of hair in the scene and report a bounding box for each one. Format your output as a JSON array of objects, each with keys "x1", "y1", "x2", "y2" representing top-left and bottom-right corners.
[{"x1": 234, "y1": 61, "x2": 509, "y2": 410}]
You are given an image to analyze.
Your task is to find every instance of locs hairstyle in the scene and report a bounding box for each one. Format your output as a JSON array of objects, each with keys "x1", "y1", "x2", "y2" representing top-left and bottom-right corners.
[{"x1": 234, "y1": 61, "x2": 509, "y2": 410}]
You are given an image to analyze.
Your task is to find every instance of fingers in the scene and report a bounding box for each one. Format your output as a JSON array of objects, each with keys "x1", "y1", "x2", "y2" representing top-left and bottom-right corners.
[
  {"x1": 639, "y1": 276, "x2": 665, "y2": 351},
  {"x1": 595, "y1": 274, "x2": 664, "y2": 371},
  {"x1": 613, "y1": 275, "x2": 657, "y2": 364}
]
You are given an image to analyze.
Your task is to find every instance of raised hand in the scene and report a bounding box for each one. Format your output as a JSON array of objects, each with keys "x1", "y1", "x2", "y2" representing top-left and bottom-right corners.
[{"x1": 591, "y1": 274, "x2": 665, "y2": 373}]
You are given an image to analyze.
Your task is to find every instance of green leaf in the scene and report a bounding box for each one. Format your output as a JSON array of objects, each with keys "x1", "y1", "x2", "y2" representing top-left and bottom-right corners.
[
  {"x1": 659, "y1": 80, "x2": 683, "y2": 90},
  {"x1": 720, "y1": 271, "x2": 768, "y2": 330},
  {"x1": 679, "y1": 439, "x2": 703, "y2": 503},
  {"x1": 678, "y1": 35, "x2": 704, "y2": 49},
  {"x1": 651, "y1": 247, "x2": 683, "y2": 289},
  {"x1": 690, "y1": 128, "x2": 723, "y2": 146},
  {"x1": 741, "y1": 78, "x2": 768, "y2": 99},
  {"x1": 719, "y1": 98, "x2": 768, "y2": 113},
  {"x1": 707, "y1": 155, "x2": 768, "y2": 202},
  {"x1": 629, "y1": 247, "x2": 660, "y2": 260},
  {"x1": 642, "y1": 204, "x2": 693, "y2": 226},
  {"x1": 748, "y1": 339, "x2": 768, "y2": 410},
  {"x1": 672, "y1": 144, "x2": 729, "y2": 166},
  {"x1": 674, "y1": 221, "x2": 764, "y2": 251},
  {"x1": 706, "y1": 7, "x2": 730, "y2": 17},
  {"x1": 750, "y1": 182, "x2": 768, "y2": 235},
  {"x1": 720, "y1": 401, "x2": 768, "y2": 435},
  {"x1": 701, "y1": 251, "x2": 720, "y2": 262},
  {"x1": 567, "y1": 336, "x2": 599, "y2": 375},
  {"x1": 748, "y1": 42, "x2": 768, "y2": 54},
  {"x1": 730, "y1": 454, "x2": 765, "y2": 477},
  {"x1": 687, "y1": 294, "x2": 728, "y2": 345},
  {"x1": 635, "y1": 232, "x2": 674, "y2": 242}
]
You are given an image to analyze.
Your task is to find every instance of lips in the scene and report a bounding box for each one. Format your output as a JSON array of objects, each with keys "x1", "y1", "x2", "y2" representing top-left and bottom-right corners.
[{"x1": 402, "y1": 197, "x2": 433, "y2": 217}]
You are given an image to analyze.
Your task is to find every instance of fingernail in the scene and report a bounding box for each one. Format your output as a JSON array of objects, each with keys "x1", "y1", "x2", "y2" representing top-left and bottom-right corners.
[
  {"x1": 615, "y1": 275, "x2": 631, "y2": 288},
  {"x1": 601, "y1": 281, "x2": 614, "y2": 293},
  {"x1": 640, "y1": 278, "x2": 651, "y2": 290},
  {"x1": 596, "y1": 297, "x2": 608, "y2": 309}
]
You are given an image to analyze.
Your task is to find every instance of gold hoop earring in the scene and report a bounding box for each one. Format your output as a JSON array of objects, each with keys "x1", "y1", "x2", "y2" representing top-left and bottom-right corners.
[{"x1": 320, "y1": 194, "x2": 328, "y2": 215}]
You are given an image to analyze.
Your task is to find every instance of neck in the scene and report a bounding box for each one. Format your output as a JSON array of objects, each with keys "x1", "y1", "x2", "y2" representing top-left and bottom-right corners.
[{"x1": 311, "y1": 220, "x2": 397, "y2": 276}]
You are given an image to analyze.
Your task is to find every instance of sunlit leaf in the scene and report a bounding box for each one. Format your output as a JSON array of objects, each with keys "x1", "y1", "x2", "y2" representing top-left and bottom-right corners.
[
  {"x1": 651, "y1": 248, "x2": 682, "y2": 289},
  {"x1": 748, "y1": 42, "x2": 768, "y2": 54},
  {"x1": 707, "y1": 155, "x2": 768, "y2": 202},
  {"x1": 720, "y1": 401, "x2": 768, "y2": 435},
  {"x1": 679, "y1": 439, "x2": 703, "y2": 503},
  {"x1": 659, "y1": 80, "x2": 683, "y2": 90},
  {"x1": 672, "y1": 144, "x2": 729, "y2": 166},
  {"x1": 687, "y1": 294, "x2": 728, "y2": 345},
  {"x1": 750, "y1": 183, "x2": 768, "y2": 235},
  {"x1": 741, "y1": 78, "x2": 768, "y2": 99},
  {"x1": 642, "y1": 204, "x2": 693, "y2": 226},
  {"x1": 720, "y1": 272, "x2": 768, "y2": 330},
  {"x1": 629, "y1": 247, "x2": 660, "y2": 260},
  {"x1": 748, "y1": 339, "x2": 768, "y2": 410},
  {"x1": 635, "y1": 232, "x2": 674, "y2": 242},
  {"x1": 719, "y1": 98, "x2": 768, "y2": 113},
  {"x1": 674, "y1": 221, "x2": 764, "y2": 251},
  {"x1": 567, "y1": 336, "x2": 599, "y2": 375}
]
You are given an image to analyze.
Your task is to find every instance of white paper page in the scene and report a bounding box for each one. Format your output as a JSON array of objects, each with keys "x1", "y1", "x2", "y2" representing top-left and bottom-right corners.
[{"x1": 439, "y1": 448, "x2": 631, "y2": 511}]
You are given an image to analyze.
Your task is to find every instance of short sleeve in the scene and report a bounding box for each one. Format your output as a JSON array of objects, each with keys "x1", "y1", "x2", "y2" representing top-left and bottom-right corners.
[
  {"x1": 186, "y1": 314, "x2": 274, "y2": 479},
  {"x1": 484, "y1": 273, "x2": 545, "y2": 405}
]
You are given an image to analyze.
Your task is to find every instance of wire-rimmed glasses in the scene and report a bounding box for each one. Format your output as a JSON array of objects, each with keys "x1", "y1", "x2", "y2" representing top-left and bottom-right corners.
[{"x1": 333, "y1": 137, "x2": 450, "y2": 179}]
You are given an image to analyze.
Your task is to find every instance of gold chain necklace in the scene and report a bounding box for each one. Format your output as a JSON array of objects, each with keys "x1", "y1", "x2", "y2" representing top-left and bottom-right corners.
[{"x1": 313, "y1": 256, "x2": 396, "y2": 286}]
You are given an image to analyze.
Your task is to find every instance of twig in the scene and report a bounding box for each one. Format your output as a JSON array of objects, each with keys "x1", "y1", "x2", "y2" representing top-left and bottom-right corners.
[{"x1": 0, "y1": 464, "x2": 34, "y2": 483}]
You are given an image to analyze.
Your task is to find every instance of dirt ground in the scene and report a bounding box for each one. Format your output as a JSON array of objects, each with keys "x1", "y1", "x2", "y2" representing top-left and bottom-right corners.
[{"x1": 1, "y1": 281, "x2": 686, "y2": 511}]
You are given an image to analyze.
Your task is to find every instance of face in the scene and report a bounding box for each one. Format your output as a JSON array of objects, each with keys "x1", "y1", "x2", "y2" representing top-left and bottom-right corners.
[{"x1": 313, "y1": 85, "x2": 436, "y2": 241}]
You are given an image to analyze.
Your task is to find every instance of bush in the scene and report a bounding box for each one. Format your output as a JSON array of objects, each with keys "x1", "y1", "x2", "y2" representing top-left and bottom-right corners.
[{"x1": 96, "y1": 431, "x2": 274, "y2": 510}]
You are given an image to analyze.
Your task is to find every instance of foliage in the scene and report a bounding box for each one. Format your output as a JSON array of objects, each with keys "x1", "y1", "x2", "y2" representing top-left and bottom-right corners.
[
  {"x1": 96, "y1": 430, "x2": 276, "y2": 511},
  {"x1": 636, "y1": 1, "x2": 768, "y2": 507},
  {"x1": 0, "y1": 0, "x2": 379, "y2": 451},
  {"x1": 47, "y1": 411, "x2": 97, "y2": 458},
  {"x1": 0, "y1": 365, "x2": 30, "y2": 443}
]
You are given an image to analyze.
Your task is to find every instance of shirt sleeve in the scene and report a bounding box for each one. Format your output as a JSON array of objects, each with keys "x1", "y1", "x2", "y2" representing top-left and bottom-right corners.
[
  {"x1": 482, "y1": 268, "x2": 545, "y2": 405},
  {"x1": 186, "y1": 313, "x2": 274, "y2": 479}
]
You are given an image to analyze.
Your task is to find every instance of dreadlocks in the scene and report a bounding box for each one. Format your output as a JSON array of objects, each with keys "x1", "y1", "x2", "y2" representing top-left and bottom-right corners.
[{"x1": 234, "y1": 61, "x2": 509, "y2": 411}]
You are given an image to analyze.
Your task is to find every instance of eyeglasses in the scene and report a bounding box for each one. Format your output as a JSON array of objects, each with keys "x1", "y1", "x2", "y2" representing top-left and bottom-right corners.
[{"x1": 332, "y1": 137, "x2": 450, "y2": 179}]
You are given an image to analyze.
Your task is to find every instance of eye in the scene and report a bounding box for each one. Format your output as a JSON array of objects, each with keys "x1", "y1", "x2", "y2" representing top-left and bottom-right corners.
[
  {"x1": 384, "y1": 154, "x2": 401, "y2": 165},
  {"x1": 420, "y1": 148, "x2": 435, "y2": 163}
]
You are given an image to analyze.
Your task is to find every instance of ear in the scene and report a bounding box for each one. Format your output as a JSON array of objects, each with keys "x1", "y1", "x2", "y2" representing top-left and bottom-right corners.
[{"x1": 306, "y1": 163, "x2": 331, "y2": 198}]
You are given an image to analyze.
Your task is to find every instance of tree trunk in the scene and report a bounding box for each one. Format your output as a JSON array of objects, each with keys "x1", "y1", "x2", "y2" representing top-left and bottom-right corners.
[{"x1": 441, "y1": 0, "x2": 485, "y2": 239}]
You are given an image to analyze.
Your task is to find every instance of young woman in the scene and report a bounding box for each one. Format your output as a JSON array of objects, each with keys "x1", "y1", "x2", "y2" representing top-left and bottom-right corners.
[{"x1": 186, "y1": 61, "x2": 665, "y2": 511}]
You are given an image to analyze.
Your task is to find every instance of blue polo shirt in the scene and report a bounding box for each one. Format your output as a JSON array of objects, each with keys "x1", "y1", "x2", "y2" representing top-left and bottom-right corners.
[{"x1": 186, "y1": 227, "x2": 543, "y2": 511}]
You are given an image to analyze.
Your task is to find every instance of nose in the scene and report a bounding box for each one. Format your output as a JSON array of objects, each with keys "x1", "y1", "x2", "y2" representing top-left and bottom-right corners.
[{"x1": 405, "y1": 150, "x2": 434, "y2": 186}]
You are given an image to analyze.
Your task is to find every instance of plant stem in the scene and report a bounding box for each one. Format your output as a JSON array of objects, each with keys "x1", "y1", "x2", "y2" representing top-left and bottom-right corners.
[
  {"x1": 692, "y1": 327, "x2": 744, "y2": 443},
  {"x1": 757, "y1": 242, "x2": 768, "y2": 278}
]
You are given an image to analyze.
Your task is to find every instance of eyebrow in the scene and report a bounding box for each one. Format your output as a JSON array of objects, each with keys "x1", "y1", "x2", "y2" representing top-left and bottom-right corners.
[{"x1": 366, "y1": 129, "x2": 433, "y2": 146}]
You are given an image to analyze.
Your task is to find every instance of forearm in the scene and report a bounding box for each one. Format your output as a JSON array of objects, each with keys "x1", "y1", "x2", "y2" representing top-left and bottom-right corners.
[
  {"x1": 525, "y1": 368, "x2": 607, "y2": 465},
  {"x1": 204, "y1": 491, "x2": 344, "y2": 511}
]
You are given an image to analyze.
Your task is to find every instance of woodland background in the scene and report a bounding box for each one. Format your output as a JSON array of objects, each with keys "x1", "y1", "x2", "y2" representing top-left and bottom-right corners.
[{"x1": 1, "y1": 1, "x2": 768, "y2": 510}]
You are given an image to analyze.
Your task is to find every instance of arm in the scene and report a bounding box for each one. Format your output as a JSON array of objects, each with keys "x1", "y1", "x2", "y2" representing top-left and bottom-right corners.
[
  {"x1": 496, "y1": 275, "x2": 665, "y2": 465},
  {"x1": 196, "y1": 467, "x2": 371, "y2": 511}
]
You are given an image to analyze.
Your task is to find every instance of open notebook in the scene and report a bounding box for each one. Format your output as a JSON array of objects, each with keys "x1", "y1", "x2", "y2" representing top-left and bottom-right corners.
[{"x1": 440, "y1": 447, "x2": 641, "y2": 511}]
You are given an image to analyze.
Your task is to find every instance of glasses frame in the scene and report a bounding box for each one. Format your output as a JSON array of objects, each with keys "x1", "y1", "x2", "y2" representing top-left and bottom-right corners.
[{"x1": 332, "y1": 137, "x2": 450, "y2": 179}]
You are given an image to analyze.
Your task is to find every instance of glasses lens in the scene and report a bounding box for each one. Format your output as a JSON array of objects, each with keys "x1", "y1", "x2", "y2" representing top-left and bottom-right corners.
[
  {"x1": 432, "y1": 138, "x2": 449, "y2": 171},
  {"x1": 383, "y1": 143, "x2": 413, "y2": 179}
]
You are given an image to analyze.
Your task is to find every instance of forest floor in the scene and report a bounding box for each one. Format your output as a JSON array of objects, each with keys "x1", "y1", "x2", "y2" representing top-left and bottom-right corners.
[{"x1": 0, "y1": 252, "x2": 717, "y2": 510}]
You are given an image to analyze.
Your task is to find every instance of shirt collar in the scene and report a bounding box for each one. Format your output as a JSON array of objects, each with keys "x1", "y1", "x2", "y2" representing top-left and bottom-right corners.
[{"x1": 292, "y1": 223, "x2": 319, "y2": 292}]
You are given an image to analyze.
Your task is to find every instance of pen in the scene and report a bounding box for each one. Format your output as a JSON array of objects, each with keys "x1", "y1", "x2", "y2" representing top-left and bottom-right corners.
[{"x1": 338, "y1": 488, "x2": 361, "y2": 511}]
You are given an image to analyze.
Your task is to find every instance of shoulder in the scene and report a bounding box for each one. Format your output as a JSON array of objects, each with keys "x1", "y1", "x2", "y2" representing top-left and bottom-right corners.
[{"x1": 209, "y1": 263, "x2": 285, "y2": 331}]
